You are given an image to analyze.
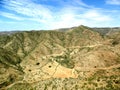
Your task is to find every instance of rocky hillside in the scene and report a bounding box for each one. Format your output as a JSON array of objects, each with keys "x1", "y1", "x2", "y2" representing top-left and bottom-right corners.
[
  {"x1": 92, "y1": 27, "x2": 120, "y2": 36},
  {"x1": 0, "y1": 25, "x2": 120, "y2": 90}
]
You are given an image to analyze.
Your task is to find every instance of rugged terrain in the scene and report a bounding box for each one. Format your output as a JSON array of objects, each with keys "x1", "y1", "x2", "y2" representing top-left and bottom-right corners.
[{"x1": 0, "y1": 25, "x2": 120, "y2": 90}]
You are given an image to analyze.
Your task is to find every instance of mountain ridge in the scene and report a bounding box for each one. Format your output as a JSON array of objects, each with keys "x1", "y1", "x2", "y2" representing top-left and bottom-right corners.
[{"x1": 0, "y1": 25, "x2": 120, "y2": 90}]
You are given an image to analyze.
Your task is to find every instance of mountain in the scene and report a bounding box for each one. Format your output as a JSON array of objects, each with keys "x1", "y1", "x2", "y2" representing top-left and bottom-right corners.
[
  {"x1": 92, "y1": 27, "x2": 120, "y2": 36},
  {"x1": 0, "y1": 25, "x2": 120, "y2": 90}
]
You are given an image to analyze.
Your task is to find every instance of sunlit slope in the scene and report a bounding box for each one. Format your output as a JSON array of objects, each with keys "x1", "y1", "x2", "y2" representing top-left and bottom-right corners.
[{"x1": 0, "y1": 25, "x2": 119, "y2": 90}]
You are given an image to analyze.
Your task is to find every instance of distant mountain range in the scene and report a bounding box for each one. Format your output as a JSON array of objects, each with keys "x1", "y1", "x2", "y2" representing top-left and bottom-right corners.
[{"x1": 1, "y1": 25, "x2": 120, "y2": 35}]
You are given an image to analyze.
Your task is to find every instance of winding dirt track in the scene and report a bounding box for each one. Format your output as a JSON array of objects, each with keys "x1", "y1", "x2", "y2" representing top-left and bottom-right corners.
[
  {"x1": 75, "y1": 64, "x2": 120, "y2": 71},
  {"x1": 42, "y1": 43, "x2": 103, "y2": 57}
]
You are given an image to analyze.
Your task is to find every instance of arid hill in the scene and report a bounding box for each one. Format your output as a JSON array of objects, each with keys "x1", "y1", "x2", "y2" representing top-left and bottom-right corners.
[{"x1": 0, "y1": 25, "x2": 120, "y2": 90}]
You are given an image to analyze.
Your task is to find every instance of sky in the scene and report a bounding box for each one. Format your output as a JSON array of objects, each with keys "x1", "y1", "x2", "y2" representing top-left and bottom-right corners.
[{"x1": 0, "y1": 0, "x2": 120, "y2": 31}]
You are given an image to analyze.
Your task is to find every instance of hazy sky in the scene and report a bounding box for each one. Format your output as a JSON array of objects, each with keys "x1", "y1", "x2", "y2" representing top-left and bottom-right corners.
[{"x1": 0, "y1": 0, "x2": 120, "y2": 31}]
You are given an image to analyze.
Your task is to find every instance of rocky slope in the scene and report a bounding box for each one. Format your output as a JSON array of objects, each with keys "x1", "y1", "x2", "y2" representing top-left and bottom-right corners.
[{"x1": 0, "y1": 25, "x2": 120, "y2": 90}]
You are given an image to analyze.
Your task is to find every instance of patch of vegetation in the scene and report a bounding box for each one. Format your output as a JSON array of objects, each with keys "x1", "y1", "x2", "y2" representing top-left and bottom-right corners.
[
  {"x1": 112, "y1": 40, "x2": 119, "y2": 46},
  {"x1": 7, "y1": 83, "x2": 33, "y2": 90},
  {"x1": 54, "y1": 49, "x2": 75, "y2": 69},
  {"x1": 0, "y1": 48, "x2": 23, "y2": 71}
]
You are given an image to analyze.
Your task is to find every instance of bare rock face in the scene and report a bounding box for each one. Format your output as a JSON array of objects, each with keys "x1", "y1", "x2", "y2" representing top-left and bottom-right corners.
[{"x1": 0, "y1": 25, "x2": 120, "y2": 90}]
